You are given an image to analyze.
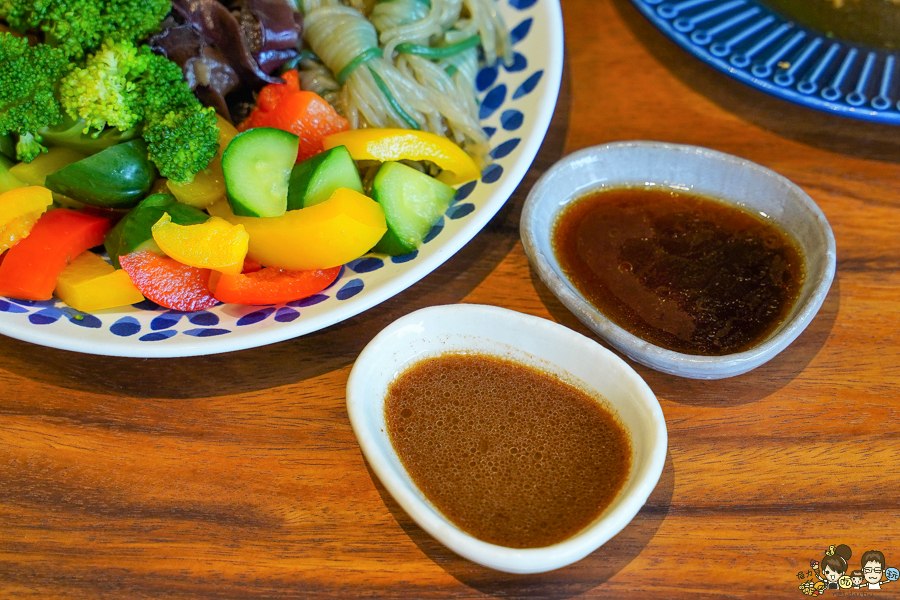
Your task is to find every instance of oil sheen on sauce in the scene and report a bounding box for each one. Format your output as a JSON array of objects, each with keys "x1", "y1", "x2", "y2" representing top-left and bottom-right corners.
[
  {"x1": 553, "y1": 187, "x2": 805, "y2": 356},
  {"x1": 384, "y1": 353, "x2": 631, "y2": 549}
]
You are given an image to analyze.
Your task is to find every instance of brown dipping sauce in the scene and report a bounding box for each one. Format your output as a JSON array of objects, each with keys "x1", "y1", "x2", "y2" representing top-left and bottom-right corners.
[
  {"x1": 385, "y1": 353, "x2": 631, "y2": 549},
  {"x1": 553, "y1": 187, "x2": 805, "y2": 356}
]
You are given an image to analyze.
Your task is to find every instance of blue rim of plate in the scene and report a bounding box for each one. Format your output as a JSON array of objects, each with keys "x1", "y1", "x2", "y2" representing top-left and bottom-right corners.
[{"x1": 628, "y1": 0, "x2": 900, "y2": 124}]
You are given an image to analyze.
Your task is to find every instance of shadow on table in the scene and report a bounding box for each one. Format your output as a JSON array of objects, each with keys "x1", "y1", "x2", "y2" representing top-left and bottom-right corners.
[
  {"x1": 367, "y1": 452, "x2": 675, "y2": 600},
  {"x1": 0, "y1": 65, "x2": 573, "y2": 401},
  {"x1": 609, "y1": 0, "x2": 900, "y2": 163},
  {"x1": 529, "y1": 265, "x2": 841, "y2": 406}
]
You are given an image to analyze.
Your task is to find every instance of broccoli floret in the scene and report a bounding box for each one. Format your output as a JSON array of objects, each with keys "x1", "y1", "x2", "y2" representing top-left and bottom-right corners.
[
  {"x1": 102, "y1": 0, "x2": 172, "y2": 48},
  {"x1": 0, "y1": 32, "x2": 69, "y2": 162},
  {"x1": 143, "y1": 107, "x2": 219, "y2": 184},
  {"x1": 59, "y1": 40, "x2": 149, "y2": 134},
  {"x1": 0, "y1": 0, "x2": 171, "y2": 61},
  {"x1": 15, "y1": 132, "x2": 48, "y2": 163},
  {"x1": 58, "y1": 39, "x2": 218, "y2": 183},
  {"x1": 138, "y1": 53, "x2": 219, "y2": 184}
]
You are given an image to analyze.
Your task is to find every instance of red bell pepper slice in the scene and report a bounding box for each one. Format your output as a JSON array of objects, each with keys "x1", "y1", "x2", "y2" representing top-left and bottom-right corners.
[
  {"x1": 239, "y1": 70, "x2": 350, "y2": 163},
  {"x1": 119, "y1": 250, "x2": 218, "y2": 312},
  {"x1": 211, "y1": 265, "x2": 341, "y2": 305},
  {"x1": 0, "y1": 208, "x2": 111, "y2": 301}
]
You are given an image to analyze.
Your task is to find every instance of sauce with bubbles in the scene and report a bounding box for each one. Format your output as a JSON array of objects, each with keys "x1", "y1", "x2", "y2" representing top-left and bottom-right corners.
[
  {"x1": 385, "y1": 353, "x2": 631, "y2": 549},
  {"x1": 552, "y1": 187, "x2": 805, "y2": 356}
]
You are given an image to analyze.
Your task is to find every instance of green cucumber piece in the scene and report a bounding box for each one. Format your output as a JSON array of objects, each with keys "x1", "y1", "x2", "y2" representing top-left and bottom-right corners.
[
  {"x1": 222, "y1": 127, "x2": 299, "y2": 217},
  {"x1": 104, "y1": 193, "x2": 209, "y2": 268},
  {"x1": 287, "y1": 145, "x2": 364, "y2": 210},
  {"x1": 44, "y1": 140, "x2": 158, "y2": 208},
  {"x1": 371, "y1": 161, "x2": 456, "y2": 255}
]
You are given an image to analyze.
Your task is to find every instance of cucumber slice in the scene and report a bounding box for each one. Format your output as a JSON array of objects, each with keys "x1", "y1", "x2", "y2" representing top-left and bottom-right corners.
[
  {"x1": 223, "y1": 127, "x2": 299, "y2": 217},
  {"x1": 371, "y1": 161, "x2": 456, "y2": 255},
  {"x1": 287, "y1": 145, "x2": 364, "y2": 210},
  {"x1": 44, "y1": 140, "x2": 157, "y2": 208}
]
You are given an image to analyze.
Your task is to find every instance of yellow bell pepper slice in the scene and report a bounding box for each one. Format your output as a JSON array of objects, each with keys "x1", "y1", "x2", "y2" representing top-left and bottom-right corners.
[
  {"x1": 151, "y1": 213, "x2": 249, "y2": 275},
  {"x1": 207, "y1": 187, "x2": 387, "y2": 270},
  {"x1": 0, "y1": 186, "x2": 53, "y2": 252},
  {"x1": 166, "y1": 115, "x2": 240, "y2": 208},
  {"x1": 322, "y1": 128, "x2": 480, "y2": 185},
  {"x1": 55, "y1": 251, "x2": 145, "y2": 312}
]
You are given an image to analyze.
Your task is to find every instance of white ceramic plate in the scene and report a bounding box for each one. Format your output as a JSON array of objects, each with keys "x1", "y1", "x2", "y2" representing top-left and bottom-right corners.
[{"x1": 0, "y1": 0, "x2": 564, "y2": 357}]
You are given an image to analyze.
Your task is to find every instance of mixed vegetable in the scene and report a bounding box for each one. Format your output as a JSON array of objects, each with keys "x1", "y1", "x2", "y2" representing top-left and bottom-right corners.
[{"x1": 0, "y1": 0, "x2": 481, "y2": 313}]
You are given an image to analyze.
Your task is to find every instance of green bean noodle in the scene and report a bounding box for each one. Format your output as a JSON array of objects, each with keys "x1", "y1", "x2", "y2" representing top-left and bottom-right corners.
[{"x1": 299, "y1": 0, "x2": 512, "y2": 168}]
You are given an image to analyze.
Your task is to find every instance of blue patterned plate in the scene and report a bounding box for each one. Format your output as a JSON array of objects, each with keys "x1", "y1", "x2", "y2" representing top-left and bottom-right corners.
[
  {"x1": 0, "y1": 0, "x2": 564, "y2": 357},
  {"x1": 629, "y1": 0, "x2": 900, "y2": 123}
]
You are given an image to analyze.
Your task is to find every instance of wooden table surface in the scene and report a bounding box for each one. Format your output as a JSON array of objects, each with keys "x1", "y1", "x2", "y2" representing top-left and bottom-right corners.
[{"x1": 3, "y1": 0, "x2": 900, "y2": 597}]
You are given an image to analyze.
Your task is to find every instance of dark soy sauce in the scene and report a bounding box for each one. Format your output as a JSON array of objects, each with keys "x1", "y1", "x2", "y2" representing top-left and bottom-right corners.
[{"x1": 553, "y1": 187, "x2": 805, "y2": 356}]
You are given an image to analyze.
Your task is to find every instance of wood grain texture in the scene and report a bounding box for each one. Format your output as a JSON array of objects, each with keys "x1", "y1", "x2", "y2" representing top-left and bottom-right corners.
[{"x1": 3, "y1": 0, "x2": 900, "y2": 596}]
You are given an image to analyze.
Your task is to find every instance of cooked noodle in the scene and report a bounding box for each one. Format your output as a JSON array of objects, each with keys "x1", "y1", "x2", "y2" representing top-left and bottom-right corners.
[{"x1": 299, "y1": 0, "x2": 512, "y2": 168}]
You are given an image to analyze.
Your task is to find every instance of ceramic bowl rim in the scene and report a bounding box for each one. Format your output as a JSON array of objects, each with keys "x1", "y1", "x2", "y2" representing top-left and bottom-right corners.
[
  {"x1": 345, "y1": 303, "x2": 668, "y2": 573},
  {"x1": 520, "y1": 140, "x2": 837, "y2": 379}
]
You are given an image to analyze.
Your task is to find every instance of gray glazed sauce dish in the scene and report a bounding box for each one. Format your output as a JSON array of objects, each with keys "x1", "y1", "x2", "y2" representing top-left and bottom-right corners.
[{"x1": 520, "y1": 141, "x2": 837, "y2": 379}]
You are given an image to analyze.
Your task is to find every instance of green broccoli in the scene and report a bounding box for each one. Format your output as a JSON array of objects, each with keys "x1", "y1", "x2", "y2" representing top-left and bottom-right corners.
[
  {"x1": 143, "y1": 107, "x2": 220, "y2": 185},
  {"x1": 0, "y1": 0, "x2": 171, "y2": 60},
  {"x1": 138, "y1": 52, "x2": 219, "y2": 184},
  {"x1": 59, "y1": 39, "x2": 219, "y2": 184},
  {"x1": 59, "y1": 40, "x2": 149, "y2": 134},
  {"x1": 0, "y1": 32, "x2": 69, "y2": 162}
]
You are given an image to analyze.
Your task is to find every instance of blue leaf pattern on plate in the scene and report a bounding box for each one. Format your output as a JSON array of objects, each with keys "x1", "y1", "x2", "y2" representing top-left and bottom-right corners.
[
  {"x1": 237, "y1": 308, "x2": 277, "y2": 326},
  {"x1": 348, "y1": 257, "x2": 385, "y2": 273},
  {"x1": 0, "y1": 300, "x2": 28, "y2": 314},
  {"x1": 422, "y1": 217, "x2": 445, "y2": 244},
  {"x1": 289, "y1": 294, "x2": 329, "y2": 308},
  {"x1": 69, "y1": 313, "x2": 102, "y2": 328},
  {"x1": 513, "y1": 71, "x2": 543, "y2": 99},
  {"x1": 275, "y1": 307, "x2": 301, "y2": 322},
  {"x1": 336, "y1": 279, "x2": 364, "y2": 300},
  {"x1": 510, "y1": 18, "x2": 533, "y2": 45},
  {"x1": 490, "y1": 138, "x2": 521, "y2": 159},
  {"x1": 479, "y1": 84, "x2": 507, "y2": 119},
  {"x1": 184, "y1": 328, "x2": 230, "y2": 337},
  {"x1": 505, "y1": 53, "x2": 528, "y2": 72},
  {"x1": 140, "y1": 331, "x2": 177, "y2": 342},
  {"x1": 482, "y1": 164, "x2": 504, "y2": 183},
  {"x1": 111, "y1": 317, "x2": 141, "y2": 337},
  {"x1": 455, "y1": 181, "x2": 477, "y2": 202},
  {"x1": 189, "y1": 312, "x2": 219, "y2": 326},
  {"x1": 391, "y1": 251, "x2": 419, "y2": 264},
  {"x1": 151, "y1": 313, "x2": 182, "y2": 330},
  {"x1": 476, "y1": 66, "x2": 498, "y2": 91},
  {"x1": 447, "y1": 203, "x2": 476, "y2": 219},
  {"x1": 501, "y1": 109, "x2": 524, "y2": 130}
]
